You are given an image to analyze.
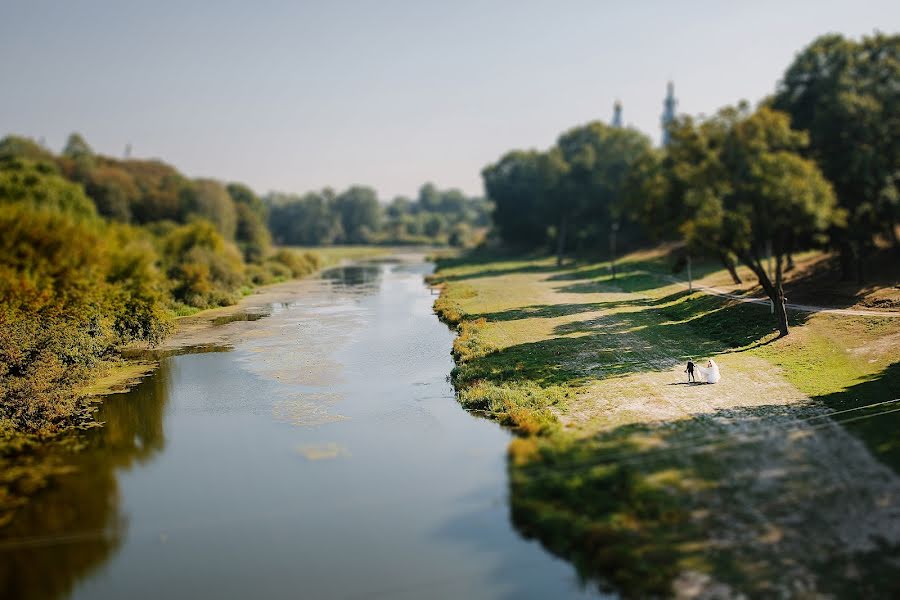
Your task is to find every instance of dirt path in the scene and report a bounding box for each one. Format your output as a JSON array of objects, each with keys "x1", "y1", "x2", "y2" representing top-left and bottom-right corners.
[
  {"x1": 500, "y1": 266, "x2": 900, "y2": 595},
  {"x1": 660, "y1": 272, "x2": 900, "y2": 318}
]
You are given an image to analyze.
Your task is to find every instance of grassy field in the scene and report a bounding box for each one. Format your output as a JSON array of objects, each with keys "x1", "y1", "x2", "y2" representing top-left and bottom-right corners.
[
  {"x1": 285, "y1": 245, "x2": 393, "y2": 267},
  {"x1": 432, "y1": 247, "x2": 900, "y2": 598}
]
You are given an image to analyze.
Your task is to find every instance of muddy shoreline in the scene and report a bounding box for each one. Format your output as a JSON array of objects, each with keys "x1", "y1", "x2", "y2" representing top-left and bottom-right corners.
[{"x1": 94, "y1": 255, "x2": 417, "y2": 398}]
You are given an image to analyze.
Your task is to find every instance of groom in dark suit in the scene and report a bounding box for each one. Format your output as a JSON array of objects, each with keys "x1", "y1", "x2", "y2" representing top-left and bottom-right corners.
[{"x1": 685, "y1": 359, "x2": 695, "y2": 383}]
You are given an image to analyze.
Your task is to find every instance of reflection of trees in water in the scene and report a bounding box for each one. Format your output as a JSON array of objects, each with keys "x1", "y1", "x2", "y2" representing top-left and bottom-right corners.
[
  {"x1": 321, "y1": 265, "x2": 382, "y2": 287},
  {"x1": 0, "y1": 360, "x2": 171, "y2": 600},
  {"x1": 94, "y1": 358, "x2": 172, "y2": 468}
]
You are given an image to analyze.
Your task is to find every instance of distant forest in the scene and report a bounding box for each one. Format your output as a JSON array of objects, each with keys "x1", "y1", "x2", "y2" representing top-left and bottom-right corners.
[
  {"x1": 267, "y1": 183, "x2": 491, "y2": 247},
  {"x1": 0, "y1": 134, "x2": 491, "y2": 249}
]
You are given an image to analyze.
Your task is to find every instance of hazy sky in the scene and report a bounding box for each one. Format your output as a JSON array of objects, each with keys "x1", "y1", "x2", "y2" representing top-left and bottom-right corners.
[{"x1": 1, "y1": 1, "x2": 896, "y2": 199}]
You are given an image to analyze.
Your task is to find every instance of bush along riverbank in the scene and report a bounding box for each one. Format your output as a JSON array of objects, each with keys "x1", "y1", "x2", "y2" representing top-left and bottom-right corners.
[
  {"x1": 431, "y1": 248, "x2": 900, "y2": 598},
  {"x1": 0, "y1": 156, "x2": 389, "y2": 526}
]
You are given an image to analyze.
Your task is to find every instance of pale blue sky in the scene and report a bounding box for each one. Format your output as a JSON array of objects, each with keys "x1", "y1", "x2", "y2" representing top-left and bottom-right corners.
[{"x1": 1, "y1": 1, "x2": 896, "y2": 198}]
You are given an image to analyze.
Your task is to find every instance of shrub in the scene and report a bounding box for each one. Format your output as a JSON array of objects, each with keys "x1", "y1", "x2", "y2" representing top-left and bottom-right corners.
[
  {"x1": 0, "y1": 205, "x2": 114, "y2": 432},
  {"x1": 162, "y1": 221, "x2": 245, "y2": 309},
  {"x1": 269, "y1": 249, "x2": 322, "y2": 278}
]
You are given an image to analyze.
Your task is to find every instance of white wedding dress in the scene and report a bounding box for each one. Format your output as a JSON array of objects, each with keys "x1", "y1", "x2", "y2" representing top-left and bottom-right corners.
[{"x1": 697, "y1": 360, "x2": 720, "y2": 384}]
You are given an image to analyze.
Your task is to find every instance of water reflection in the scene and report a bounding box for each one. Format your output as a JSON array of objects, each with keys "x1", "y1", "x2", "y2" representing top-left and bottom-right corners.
[
  {"x1": 0, "y1": 361, "x2": 172, "y2": 600},
  {"x1": 0, "y1": 259, "x2": 597, "y2": 600},
  {"x1": 211, "y1": 311, "x2": 269, "y2": 326},
  {"x1": 320, "y1": 264, "x2": 382, "y2": 288}
]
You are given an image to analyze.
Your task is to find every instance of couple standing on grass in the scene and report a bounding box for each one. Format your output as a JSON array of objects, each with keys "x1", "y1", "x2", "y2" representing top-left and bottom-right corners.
[{"x1": 685, "y1": 358, "x2": 720, "y2": 384}]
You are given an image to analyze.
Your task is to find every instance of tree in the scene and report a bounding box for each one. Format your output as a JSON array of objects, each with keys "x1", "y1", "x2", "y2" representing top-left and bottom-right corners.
[
  {"x1": 162, "y1": 220, "x2": 245, "y2": 308},
  {"x1": 555, "y1": 122, "x2": 654, "y2": 265},
  {"x1": 670, "y1": 105, "x2": 840, "y2": 336},
  {"x1": 417, "y1": 183, "x2": 441, "y2": 212},
  {"x1": 482, "y1": 150, "x2": 560, "y2": 250},
  {"x1": 62, "y1": 132, "x2": 94, "y2": 161},
  {"x1": 84, "y1": 164, "x2": 139, "y2": 222},
  {"x1": 773, "y1": 32, "x2": 900, "y2": 280},
  {"x1": 227, "y1": 183, "x2": 271, "y2": 262},
  {"x1": 118, "y1": 159, "x2": 185, "y2": 223},
  {"x1": 333, "y1": 186, "x2": 381, "y2": 243},
  {"x1": 423, "y1": 213, "x2": 445, "y2": 238},
  {"x1": 266, "y1": 191, "x2": 342, "y2": 245},
  {"x1": 0, "y1": 135, "x2": 57, "y2": 165},
  {"x1": 0, "y1": 158, "x2": 97, "y2": 219},
  {"x1": 625, "y1": 122, "x2": 744, "y2": 284},
  {"x1": 179, "y1": 179, "x2": 238, "y2": 239}
]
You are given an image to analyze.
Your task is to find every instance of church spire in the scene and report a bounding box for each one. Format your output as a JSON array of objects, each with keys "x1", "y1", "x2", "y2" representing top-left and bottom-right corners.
[
  {"x1": 661, "y1": 81, "x2": 677, "y2": 146},
  {"x1": 611, "y1": 100, "x2": 623, "y2": 128}
]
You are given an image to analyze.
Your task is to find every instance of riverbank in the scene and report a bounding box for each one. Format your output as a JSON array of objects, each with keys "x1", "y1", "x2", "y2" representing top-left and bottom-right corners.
[
  {"x1": 432, "y1": 247, "x2": 900, "y2": 598},
  {"x1": 0, "y1": 246, "x2": 393, "y2": 527},
  {"x1": 82, "y1": 246, "x2": 394, "y2": 396}
]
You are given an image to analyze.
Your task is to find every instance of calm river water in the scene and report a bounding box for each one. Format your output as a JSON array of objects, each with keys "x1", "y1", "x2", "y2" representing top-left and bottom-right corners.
[{"x1": 1, "y1": 257, "x2": 604, "y2": 599}]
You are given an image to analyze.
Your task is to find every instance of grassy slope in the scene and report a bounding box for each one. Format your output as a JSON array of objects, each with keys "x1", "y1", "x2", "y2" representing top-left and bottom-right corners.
[
  {"x1": 284, "y1": 245, "x2": 392, "y2": 266},
  {"x1": 432, "y1": 248, "x2": 900, "y2": 598}
]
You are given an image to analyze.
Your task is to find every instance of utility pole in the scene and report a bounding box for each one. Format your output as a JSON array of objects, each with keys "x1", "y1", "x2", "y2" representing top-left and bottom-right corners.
[
  {"x1": 767, "y1": 239, "x2": 774, "y2": 314},
  {"x1": 687, "y1": 253, "x2": 693, "y2": 293},
  {"x1": 610, "y1": 222, "x2": 619, "y2": 280}
]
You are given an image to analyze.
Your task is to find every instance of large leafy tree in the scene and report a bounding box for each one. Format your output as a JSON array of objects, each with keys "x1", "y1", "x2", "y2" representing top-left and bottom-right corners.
[
  {"x1": 267, "y1": 190, "x2": 343, "y2": 246},
  {"x1": 179, "y1": 179, "x2": 238, "y2": 239},
  {"x1": 671, "y1": 105, "x2": 840, "y2": 336},
  {"x1": 555, "y1": 122, "x2": 654, "y2": 265},
  {"x1": 333, "y1": 186, "x2": 381, "y2": 243},
  {"x1": 626, "y1": 120, "x2": 744, "y2": 283},
  {"x1": 227, "y1": 183, "x2": 271, "y2": 263},
  {"x1": 773, "y1": 32, "x2": 900, "y2": 280},
  {"x1": 0, "y1": 135, "x2": 57, "y2": 165},
  {"x1": 482, "y1": 149, "x2": 563, "y2": 253}
]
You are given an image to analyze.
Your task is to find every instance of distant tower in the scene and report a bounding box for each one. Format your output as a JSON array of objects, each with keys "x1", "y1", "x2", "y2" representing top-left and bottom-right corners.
[
  {"x1": 124, "y1": 143, "x2": 132, "y2": 159},
  {"x1": 611, "y1": 100, "x2": 623, "y2": 128},
  {"x1": 661, "y1": 81, "x2": 677, "y2": 146}
]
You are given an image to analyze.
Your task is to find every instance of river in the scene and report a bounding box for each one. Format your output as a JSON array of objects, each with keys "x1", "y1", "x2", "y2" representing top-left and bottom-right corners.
[{"x1": 0, "y1": 256, "x2": 605, "y2": 600}]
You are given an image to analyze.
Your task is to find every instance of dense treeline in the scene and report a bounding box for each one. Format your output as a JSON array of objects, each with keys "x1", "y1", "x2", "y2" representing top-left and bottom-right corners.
[
  {"x1": 0, "y1": 135, "x2": 490, "y2": 437},
  {"x1": 483, "y1": 32, "x2": 898, "y2": 336},
  {"x1": 0, "y1": 138, "x2": 325, "y2": 436},
  {"x1": 266, "y1": 182, "x2": 491, "y2": 247}
]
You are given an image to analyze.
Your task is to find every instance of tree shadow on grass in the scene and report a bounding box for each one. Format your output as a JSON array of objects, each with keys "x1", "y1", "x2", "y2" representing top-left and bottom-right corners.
[
  {"x1": 509, "y1": 401, "x2": 900, "y2": 598},
  {"x1": 552, "y1": 270, "x2": 668, "y2": 294},
  {"x1": 781, "y1": 247, "x2": 900, "y2": 310},
  {"x1": 813, "y1": 361, "x2": 900, "y2": 473},
  {"x1": 457, "y1": 296, "x2": 809, "y2": 390},
  {"x1": 471, "y1": 302, "x2": 604, "y2": 323}
]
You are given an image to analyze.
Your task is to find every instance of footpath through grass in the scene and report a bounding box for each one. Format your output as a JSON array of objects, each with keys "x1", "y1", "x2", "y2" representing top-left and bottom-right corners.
[{"x1": 432, "y1": 248, "x2": 900, "y2": 598}]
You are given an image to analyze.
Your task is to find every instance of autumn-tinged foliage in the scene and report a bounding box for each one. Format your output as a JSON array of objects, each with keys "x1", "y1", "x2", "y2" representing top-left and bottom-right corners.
[
  {"x1": 0, "y1": 198, "x2": 170, "y2": 433},
  {"x1": 0, "y1": 142, "x2": 325, "y2": 436}
]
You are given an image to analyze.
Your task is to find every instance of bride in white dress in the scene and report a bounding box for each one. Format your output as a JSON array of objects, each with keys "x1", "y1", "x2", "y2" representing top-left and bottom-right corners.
[{"x1": 696, "y1": 359, "x2": 720, "y2": 384}]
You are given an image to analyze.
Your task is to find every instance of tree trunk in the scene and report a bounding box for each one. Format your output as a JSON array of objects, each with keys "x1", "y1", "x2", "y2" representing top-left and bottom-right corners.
[
  {"x1": 738, "y1": 250, "x2": 789, "y2": 337},
  {"x1": 774, "y1": 253, "x2": 789, "y2": 337},
  {"x1": 719, "y1": 252, "x2": 742, "y2": 284},
  {"x1": 556, "y1": 212, "x2": 568, "y2": 267},
  {"x1": 856, "y1": 250, "x2": 865, "y2": 286},
  {"x1": 838, "y1": 240, "x2": 855, "y2": 281}
]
